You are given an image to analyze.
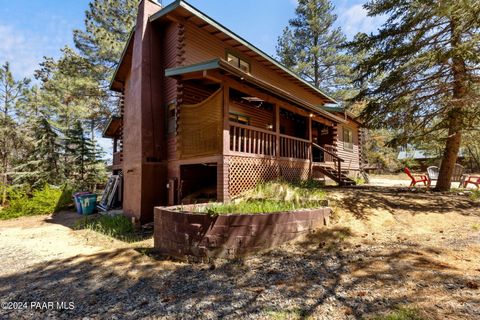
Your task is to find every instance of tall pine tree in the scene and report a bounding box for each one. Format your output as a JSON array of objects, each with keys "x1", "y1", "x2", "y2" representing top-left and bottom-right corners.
[
  {"x1": 0, "y1": 62, "x2": 30, "y2": 204},
  {"x1": 64, "y1": 120, "x2": 102, "y2": 189},
  {"x1": 73, "y1": 0, "x2": 138, "y2": 113},
  {"x1": 14, "y1": 117, "x2": 62, "y2": 188},
  {"x1": 276, "y1": 0, "x2": 355, "y2": 99},
  {"x1": 348, "y1": 0, "x2": 480, "y2": 190}
]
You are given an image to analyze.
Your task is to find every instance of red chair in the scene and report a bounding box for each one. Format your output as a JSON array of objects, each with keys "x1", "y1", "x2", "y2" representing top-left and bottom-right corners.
[
  {"x1": 404, "y1": 167, "x2": 430, "y2": 187},
  {"x1": 462, "y1": 175, "x2": 480, "y2": 189}
]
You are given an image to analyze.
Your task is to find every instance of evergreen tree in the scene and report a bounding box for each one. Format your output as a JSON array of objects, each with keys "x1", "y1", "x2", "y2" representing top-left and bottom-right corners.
[
  {"x1": 348, "y1": 0, "x2": 480, "y2": 190},
  {"x1": 0, "y1": 62, "x2": 30, "y2": 205},
  {"x1": 73, "y1": 0, "x2": 138, "y2": 110},
  {"x1": 14, "y1": 117, "x2": 62, "y2": 188},
  {"x1": 64, "y1": 121, "x2": 102, "y2": 189},
  {"x1": 35, "y1": 47, "x2": 107, "y2": 138},
  {"x1": 276, "y1": 0, "x2": 355, "y2": 99}
]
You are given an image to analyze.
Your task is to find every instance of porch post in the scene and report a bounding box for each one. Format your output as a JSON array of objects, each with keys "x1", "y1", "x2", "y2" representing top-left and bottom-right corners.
[
  {"x1": 308, "y1": 115, "x2": 313, "y2": 177},
  {"x1": 222, "y1": 84, "x2": 230, "y2": 154},
  {"x1": 275, "y1": 104, "x2": 280, "y2": 157},
  {"x1": 220, "y1": 84, "x2": 230, "y2": 202}
]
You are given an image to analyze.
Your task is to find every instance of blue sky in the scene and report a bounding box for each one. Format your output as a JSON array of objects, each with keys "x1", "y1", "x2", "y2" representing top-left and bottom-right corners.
[
  {"x1": 0, "y1": 0, "x2": 384, "y2": 155},
  {"x1": 0, "y1": 0, "x2": 385, "y2": 78}
]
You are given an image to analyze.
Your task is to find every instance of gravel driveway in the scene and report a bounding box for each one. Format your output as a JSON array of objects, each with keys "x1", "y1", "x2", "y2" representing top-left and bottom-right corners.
[{"x1": 1, "y1": 188, "x2": 479, "y2": 319}]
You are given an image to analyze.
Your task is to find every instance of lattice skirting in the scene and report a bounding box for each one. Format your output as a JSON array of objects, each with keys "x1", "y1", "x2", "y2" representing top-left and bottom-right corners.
[{"x1": 228, "y1": 156, "x2": 311, "y2": 197}]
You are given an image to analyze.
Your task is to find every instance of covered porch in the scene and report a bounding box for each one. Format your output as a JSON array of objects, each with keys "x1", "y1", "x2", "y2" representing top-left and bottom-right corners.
[{"x1": 167, "y1": 58, "x2": 352, "y2": 200}]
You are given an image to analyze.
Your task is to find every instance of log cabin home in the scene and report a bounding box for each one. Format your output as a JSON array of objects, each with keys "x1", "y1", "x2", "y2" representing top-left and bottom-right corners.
[{"x1": 103, "y1": 0, "x2": 363, "y2": 222}]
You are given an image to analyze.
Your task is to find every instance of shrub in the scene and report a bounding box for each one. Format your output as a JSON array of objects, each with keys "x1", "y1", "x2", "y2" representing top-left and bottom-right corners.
[
  {"x1": 239, "y1": 180, "x2": 326, "y2": 203},
  {"x1": 0, "y1": 184, "x2": 73, "y2": 220},
  {"x1": 201, "y1": 199, "x2": 324, "y2": 215},
  {"x1": 194, "y1": 180, "x2": 327, "y2": 215}
]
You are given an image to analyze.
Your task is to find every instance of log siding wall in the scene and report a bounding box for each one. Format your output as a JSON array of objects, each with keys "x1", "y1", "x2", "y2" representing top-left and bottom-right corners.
[
  {"x1": 182, "y1": 22, "x2": 326, "y2": 106},
  {"x1": 335, "y1": 121, "x2": 361, "y2": 171}
]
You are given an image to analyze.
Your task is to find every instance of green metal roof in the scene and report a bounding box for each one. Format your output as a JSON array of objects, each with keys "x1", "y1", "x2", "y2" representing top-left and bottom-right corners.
[
  {"x1": 164, "y1": 59, "x2": 221, "y2": 77},
  {"x1": 150, "y1": 0, "x2": 338, "y2": 105}
]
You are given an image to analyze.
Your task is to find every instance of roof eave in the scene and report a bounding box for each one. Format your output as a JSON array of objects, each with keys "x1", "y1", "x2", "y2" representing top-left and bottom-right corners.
[{"x1": 109, "y1": 28, "x2": 135, "y2": 92}]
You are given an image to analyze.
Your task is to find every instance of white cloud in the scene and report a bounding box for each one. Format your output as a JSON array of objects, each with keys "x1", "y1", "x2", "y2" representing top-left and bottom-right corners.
[
  {"x1": 337, "y1": 4, "x2": 386, "y2": 39},
  {"x1": 0, "y1": 14, "x2": 74, "y2": 79},
  {"x1": 0, "y1": 24, "x2": 38, "y2": 78}
]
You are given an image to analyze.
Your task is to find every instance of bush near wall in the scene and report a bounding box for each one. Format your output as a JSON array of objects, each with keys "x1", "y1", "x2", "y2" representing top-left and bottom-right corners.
[{"x1": 0, "y1": 184, "x2": 73, "y2": 220}]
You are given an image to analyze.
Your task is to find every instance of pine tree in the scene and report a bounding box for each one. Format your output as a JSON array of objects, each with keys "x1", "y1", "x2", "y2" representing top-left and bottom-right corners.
[
  {"x1": 73, "y1": 0, "x2": 138, "y2": 96},
  {"x1": 64, "y1": 121, "x2": 102, "y2": 189},
  {"x1": 0, "y1": 62, "x2": 30, "y2": 204},
  {"x1": 276, "y1": 0, "x2": 355, "y2": 99},
  {"x1": 35, "y1": 47, "x2": 107, "y2": 137},
  {"x1": 348, "y1": 0, "x2": 480, "y2": 191},
  {"x1": 14, "y1": 117, "x2": 62, "y2": 188}
]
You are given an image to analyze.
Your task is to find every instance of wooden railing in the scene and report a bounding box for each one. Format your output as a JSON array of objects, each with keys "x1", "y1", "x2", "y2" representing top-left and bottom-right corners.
[
  {"x1": 228, "y1": 124, "x2": 343, "y2": 180},
  {"x1": 322, "y1": 144, "x2": 337, "y2": 162},
  {"x1": 280, "y1": 134, "x2": 310, "y2": 159},
  {"x1": 313, "y1": 143, "x2": 344, "y2": 180},
  {"x1": 230, "y1": 122, "x2": 276, "y2": 156}
]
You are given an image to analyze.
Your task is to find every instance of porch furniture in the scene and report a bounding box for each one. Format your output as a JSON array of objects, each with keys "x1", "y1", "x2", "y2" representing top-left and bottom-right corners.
[
  {"x1": 427, "y1": 166, "x2": 439, "y2": 183},
  {"x1": 404, "y1": 167, "x2": 429, "y2": 187},
  {"x1": 426, "y1": 164, "x2": 465, "y2": 187},
  {"x1": 462, "y1": 175, "x2": 480, "y2": 189},
  {"x1": 452, "y1": 164, "x2": 465, "y2": 186}
]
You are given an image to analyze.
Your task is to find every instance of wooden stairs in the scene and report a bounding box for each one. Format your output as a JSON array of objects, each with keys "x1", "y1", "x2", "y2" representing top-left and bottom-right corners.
[
  {"x1": 311, "y1": 143, "x2": 356, "y2": 186},
  {"x1": 313, "y1": 165, "x2": 356, "y2": 186}
]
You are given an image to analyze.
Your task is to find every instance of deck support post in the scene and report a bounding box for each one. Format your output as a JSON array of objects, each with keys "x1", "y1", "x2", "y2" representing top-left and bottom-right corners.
[
  {"x1": 308, "y1": 115, "x2": 312, "y2": 178},
  {"x1": 275, "y1": 104, "x2": 280, "y2": 158},
  {"x1": 220, "y1": 84, "x2": 230, "y2": 201}
]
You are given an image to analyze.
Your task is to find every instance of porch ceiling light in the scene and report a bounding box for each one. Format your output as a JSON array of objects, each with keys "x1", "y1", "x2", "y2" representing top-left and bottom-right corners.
[{"x1": 242, "y1": 96, "x2": 263, "y2": 102}]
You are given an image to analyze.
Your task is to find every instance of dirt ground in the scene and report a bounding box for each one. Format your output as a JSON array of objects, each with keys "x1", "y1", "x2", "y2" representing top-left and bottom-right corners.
[{"x1": 0, "y1": 187, "x2": 479, "y2": 319}]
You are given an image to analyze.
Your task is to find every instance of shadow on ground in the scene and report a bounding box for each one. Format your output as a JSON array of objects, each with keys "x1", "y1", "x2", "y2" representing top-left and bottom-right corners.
[
  {"x1": 1, "y1": 225, "x2": 478, "y2": 319},
  {"x1": 329, "y1": 186, "x2": 480, "y2": 220}
]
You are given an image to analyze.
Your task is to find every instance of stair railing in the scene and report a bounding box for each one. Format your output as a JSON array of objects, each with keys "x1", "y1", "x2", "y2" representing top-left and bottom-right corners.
[{"x1": 312, "y1": 143, "x2": 345, "y2": 183}]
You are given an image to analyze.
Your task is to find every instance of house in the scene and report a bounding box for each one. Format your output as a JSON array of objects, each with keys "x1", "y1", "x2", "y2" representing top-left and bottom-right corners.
[
  {"x1": 397, "y1": 146, "x2": 465, "y2": 171},
  {"x1": 103, "y1": 0, "x2": 363, "y2": 223}
]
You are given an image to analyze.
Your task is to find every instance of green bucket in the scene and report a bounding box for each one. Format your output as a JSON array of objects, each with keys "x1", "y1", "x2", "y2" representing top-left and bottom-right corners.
[{"x1": 79, "y1": 194, "x2": 97, "y2": 215}]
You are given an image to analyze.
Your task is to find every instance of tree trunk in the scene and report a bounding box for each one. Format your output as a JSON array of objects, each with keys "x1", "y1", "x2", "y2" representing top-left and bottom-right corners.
[
  {"x1": 436, "y1": 19, "x2": 467, "y2": 191},
  {"x1": 436, "y1": 115, "x2": 462, "y2": 191}
]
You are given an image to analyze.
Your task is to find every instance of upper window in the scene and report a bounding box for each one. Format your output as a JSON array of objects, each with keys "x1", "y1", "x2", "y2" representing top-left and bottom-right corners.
[
  {"x1": 227, "y1": 52, "x2": 250, "y2": 73},
  {"x1": 343, "y1": 127, "x2": 353, "y2": 151}
]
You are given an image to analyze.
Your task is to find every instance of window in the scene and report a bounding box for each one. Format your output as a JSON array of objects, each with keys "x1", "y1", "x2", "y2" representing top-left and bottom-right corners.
[
  {"x1": 167, "y1": 102, "x2": 176, "y2": 134},
  {"x1": 227, "y1": 52, "x2": 250, "y2": 73},
  {"x1": 229, "y1": 112, "x2": 250, "y2": 125},
  {"x1": 343, "y1": 127, "x2": 353, "y2": 151}
]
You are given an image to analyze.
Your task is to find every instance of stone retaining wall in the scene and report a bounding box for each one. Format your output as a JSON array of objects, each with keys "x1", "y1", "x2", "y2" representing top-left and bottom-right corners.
[{"x1": 154, "y1": 205, "x2": 331, "y2": 259}]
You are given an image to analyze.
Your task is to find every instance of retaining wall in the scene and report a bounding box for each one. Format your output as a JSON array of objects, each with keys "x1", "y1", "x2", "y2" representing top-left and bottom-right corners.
[{"x1": 154, "y1": 204, "x2": 331, "y2": 259}]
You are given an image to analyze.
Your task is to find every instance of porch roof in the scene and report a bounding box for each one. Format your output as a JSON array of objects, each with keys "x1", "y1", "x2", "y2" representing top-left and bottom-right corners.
[
  {"x1": 103, "y1": 116, "x2": 122, "y2": 138},
  {"x1": 165, "y1": 59, "x2": 346, "y2": 124}
]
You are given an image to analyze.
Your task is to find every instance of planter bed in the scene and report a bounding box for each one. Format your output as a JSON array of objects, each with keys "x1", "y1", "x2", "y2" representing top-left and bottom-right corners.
[{"x1": 153, "y1": 203, "x2": 331, "y2": 260}]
